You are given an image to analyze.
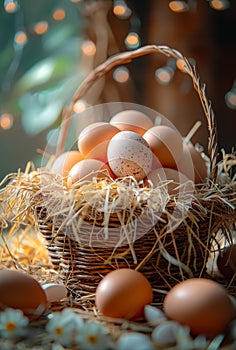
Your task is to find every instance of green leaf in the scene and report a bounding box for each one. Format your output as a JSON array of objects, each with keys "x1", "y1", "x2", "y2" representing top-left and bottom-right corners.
[
  {"x1": 19, "y1": 73, "x2": 83, "y2": 135},
  {"x1": 15, "y1": 55, "x2": 77, "y2": 93}
]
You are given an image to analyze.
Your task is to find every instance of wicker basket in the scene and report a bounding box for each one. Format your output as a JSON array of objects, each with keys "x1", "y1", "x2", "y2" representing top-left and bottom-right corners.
[{"x1": 15, "y1": 45, "x2": 236, "y2": 300}]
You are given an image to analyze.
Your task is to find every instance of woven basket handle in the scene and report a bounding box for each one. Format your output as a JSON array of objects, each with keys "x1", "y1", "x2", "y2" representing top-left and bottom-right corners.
[{"x1": 57, "y1": 44, "x2": 218, "y2": 182}]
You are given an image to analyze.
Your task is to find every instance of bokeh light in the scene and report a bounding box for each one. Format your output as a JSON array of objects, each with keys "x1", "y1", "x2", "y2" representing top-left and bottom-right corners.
[
  {"x1": 81, "y1": 40, "x2": 96, "y2": 56},
  {"x1": 176, "y1": 58, "x2": 187, "y2": 72},
  {"x1": 14, "y1": 31, "x2": 28, "y2": 46},
  {"x1": 34, "y1": 21, "x2": 48, "y2": 35},
  {"x1": 210, "y1": 0, "x2": 230, "y2": 10},
  {"x1": 124, "y1": 32, "x2": 140, "y2": 50},
  {"x1": 113, "y1": 66, "x2": 130, "y2": 83},
  {"x1": 73, "y1": 100, "x2": 87, "y2": 113},
  {"x1": 52, "y1": 8, "x2": 66, "y2": 21},
  {"x1": 0, "y1": 113, "x2": 14, "y2": 130},
  {"x1": 4, "y1": 0, "x2": 19, "y2": 13},
  {"x1": 169, "y1": 1, "x2": 189, "y2": 13},
  {"x1": 155, "y1": 67, "x2": 175, "y2": 85},
  {"x1": 113, "y1": 0, "x2": 132, "y2": 18},
  {"x1": 113, "y1": 1, "x2": 126, "y2": 16},
  {"x1": 225, "y1": 90, "x2": 236, "y2": 109}
]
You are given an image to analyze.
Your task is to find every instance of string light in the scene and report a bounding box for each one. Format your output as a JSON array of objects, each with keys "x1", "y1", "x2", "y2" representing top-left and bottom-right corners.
[
  {"x1": 113, "y1": 0, "x2": 132, "y2": 19},
  {"x1": 176, "y1": 57, "x2": 196, "y2": 72},
  {"x1": 155, "y1": 66, "x2": 175, "y2": 85},
  {"x1": 81, "y1": 40, "x2": 96, "y2": 56},
  {"x1": 4, "y1": 0, "x2": 19, "y2": 13},
  {"x1": 0, "y1": 113, "x2": 14, "y2": 130},
  {"x1": 210, "y1": 0, "x2": 230, "y2": 10},
  {"x1": 155, "y1": 59, "x2": 176, "y2": 86},
  {"x1": 14, "y1": 31, "x2": 27, "y2": 46},
  {"x1": 176, "y1": 58, "x2": 187, "y2": 72},
  {"x1": 225, "y1": 87, "x2": 236, "y2": 109},
  {"x1": 113, "y1": 66, "x2": 129, "y2": 83},
  {"x1": 70, "y1": 0, "x2": 82, "y2": 2},
  {"x1": 52, "y1": 8, "x2": 66, "y2": 21},
  {"x1": 73, "y1": 100, "x2": 87, "y2": 113},
  {"x1": 124, "y1": 32, "x2": 140, "y2": 50},
  {"x1": 169, "y1": 1, "x2": 189, "y2": 12},
  {"x1": 34, "y1": 21, "x2": 48, "y2": 35}
]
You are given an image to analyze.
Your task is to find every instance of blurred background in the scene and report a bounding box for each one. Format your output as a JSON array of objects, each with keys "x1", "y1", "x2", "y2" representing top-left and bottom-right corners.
[{"x1": 0, "y1": 0, "x2": 235, "y2": 181}]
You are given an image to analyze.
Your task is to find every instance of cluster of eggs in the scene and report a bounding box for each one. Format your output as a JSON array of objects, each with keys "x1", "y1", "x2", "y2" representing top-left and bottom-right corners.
[
  {"x1": 95, "y1": 268, "x2": 235, "y2": 339},
  {"x1": 51, "y1": 109, "x2": 207, "y2": 191}
]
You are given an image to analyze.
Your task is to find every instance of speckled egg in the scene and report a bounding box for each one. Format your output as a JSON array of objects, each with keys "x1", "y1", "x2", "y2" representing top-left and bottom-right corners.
[{"x1": 107, "y1": 131, "x2": 153, "y2": 181}]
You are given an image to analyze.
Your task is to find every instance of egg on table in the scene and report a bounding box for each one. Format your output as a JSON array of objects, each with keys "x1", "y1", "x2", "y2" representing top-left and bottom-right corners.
[
  {"x1": 95, "y1": 268, "x2": 153, "y2": 320},
  {"x1": 143, "y1": 125, "x2": 183, "y2": 169},
  {"x1": 107, "y1": 131, "x2": 153, "y2": 181},
  {"x1": 78, "y1": 122, "x2": 120, "y2": 163},
  {"x1": 0, "y1": 269, "x2": 47, "y2": 319},
  {"x1": 42, "y1": 283, "x2": 67, "y2": 303},
  {"x1": 67, "y1": 158, "x2": 113, "y2": 187},
  {"x1": 163, "y1": 278, "x2": 235, "y2": 338}
]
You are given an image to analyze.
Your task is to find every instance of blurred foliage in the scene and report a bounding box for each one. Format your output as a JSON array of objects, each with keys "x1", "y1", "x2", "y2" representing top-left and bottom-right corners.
[{"x1": 0, "y1": 0, "x2": 86, "y2": 135}]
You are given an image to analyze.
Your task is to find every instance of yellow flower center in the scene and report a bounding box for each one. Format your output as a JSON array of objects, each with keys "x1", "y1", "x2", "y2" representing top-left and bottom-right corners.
[
  {"x1": 87, "y1": 335, "x2": 97, "y2": 344},
  {"x1": 6, "y1": 322, "x2": 16, "y2": 331},
  {"x1": 55, "y1": 327, "x2": 63, "y2": 335}
]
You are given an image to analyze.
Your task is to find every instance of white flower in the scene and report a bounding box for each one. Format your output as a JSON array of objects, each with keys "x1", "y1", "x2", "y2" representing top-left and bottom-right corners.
[
  {"x1": 76, "y1": 320, "x2": 113, "y2": 350},
  {"x1": 0, "y1": 308, "x2": 29, "y2": 339},
  {"x1": 46, "y1": 308, "x2": 83, "y2": 347},
  {"x1": 144, "y1": 305, "x2": 167, "y2": 326},
  {"x1": 175, "y1": 325, "x2": 209, "y2": 350},
  {"x1": 117, "y1": 332, "x2": 155, "y2": 350},
  {"x1": 231, "y1": 319, "x2": 236, "y2": 340},
  {"x1": 152, "y1": 320, "x2": 182, "y2": 346}
]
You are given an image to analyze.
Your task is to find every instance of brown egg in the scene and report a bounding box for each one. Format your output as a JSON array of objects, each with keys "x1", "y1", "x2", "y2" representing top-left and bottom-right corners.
[
  {"x1": 95, "y1": 268, "x2": 153, "y2": 320},
  {"x1": 163, "y1": 278, "x2": 235, "y2": 338},
  {"x1": 110, "y1": 110, "x2": 153, "y2": 135},
  {"x1": 0, "y1": 269, "x2": 47, "y2": 319},
  {"x1": 177, "y1": 143, "x2": 207, "y2": 184},
  {"x1": 78, "y1": 122, "x2": 120, "y2": 162},
  {"x1": 50, "y1": 151, "x2": 84, "y2": 178},
  {"x1": 67, "y1": 159, "x2": 112, "y2": 186},
  {"x1": 146, "y1": 167, "x2": 194, "y2": 195},
  {"x1": 143, "y1": 125, "x2": 183, "y2": 168},
  {"x1": 217, "y1": 244, "x2": 236, "y2": 280}
]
